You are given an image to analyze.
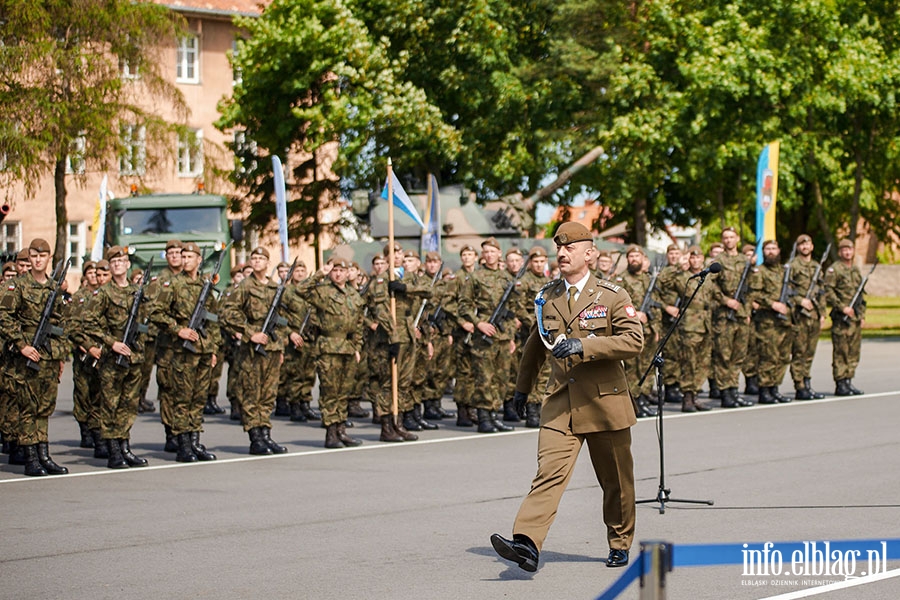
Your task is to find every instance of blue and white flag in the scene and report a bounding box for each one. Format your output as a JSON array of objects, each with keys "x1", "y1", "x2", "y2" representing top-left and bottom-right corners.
[
  {"x1": 421, "y1": 174, "x2": 441, "y2": 253},
  {"x1": 272, "y1": 155, "x2": 289, "y2": 262},
  {"x1": 381, "y1": 171, "x2": 426, "y2": 230},
  {"x1": 90, "y1": 175, "x2": 108, "y2": 262}
]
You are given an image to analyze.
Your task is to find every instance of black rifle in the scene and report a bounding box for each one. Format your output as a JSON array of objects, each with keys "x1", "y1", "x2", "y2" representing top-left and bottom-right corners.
[
  {"x1": 776, "y1": 241, "x2": 798, "y2": 321},
  {"x1": 183, "y1": 243, "x2": 231, "y2": 353},
  {"x1": 26, "y1": 257, "x2": 72, "y2": 371},
  {"x1": 413, "y1": 263, "x2": 443, "y2": 330},
  {"x1": 841, "y1": 261, "x2": 877, "y2": 325},
  {"x1": 799, "y1": 243, "x2": 832, "y2": 318},
  {"x1": 726, "y1": 258, "x2": 754, "y2": 321},
  {"x1": 639, "y1": 262, "x2": 662, "y2": 320},
  {"x1": 253, "y1": 257, "x2": 298, "y2": 356},
  {"x1": 116, "y1": 257, "x2": 154, "y2": 367},
  {"x1": 479, "y1": 262, "x2": 529, "y2": 343},
  {"x1": 297, "y1": 309, "x2": 312, "y2": 336}
]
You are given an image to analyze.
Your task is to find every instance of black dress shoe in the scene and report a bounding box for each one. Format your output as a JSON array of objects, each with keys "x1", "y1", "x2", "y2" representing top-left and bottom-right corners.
[
  {"x1": 606, "y1": 548, "x2": 629, "y2": 568},
  {"x1": 490, "y1": 533, "x2": 539, "y2": 572}
]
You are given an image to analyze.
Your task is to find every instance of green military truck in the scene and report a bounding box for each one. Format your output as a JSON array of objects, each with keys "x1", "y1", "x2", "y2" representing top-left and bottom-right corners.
[{"x1": 104, "y1": 193, "x2": 242, "y2": 286}]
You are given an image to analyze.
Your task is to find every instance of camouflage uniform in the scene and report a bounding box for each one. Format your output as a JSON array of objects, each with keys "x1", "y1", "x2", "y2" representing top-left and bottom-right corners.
[
  {"x1": 420, "y1": 273, "x2": 456, "y2": 415},
  {"x1": 789, "y1": 254, "x2": 825, "y2": 392},
  {"x1": 517, "y1": 269, "x2": 552, "y2": 405},
  {"x1": 616, "y1": 269, "x2": 659, "y2": 399},
  {"x1": 67, "y1": 285, "x2": 102, "y2": 437},
  {"x1": 674, "y1": 270, "x2": 715, "y2": 395},
  {"x1": 277, "y1": 284, "x2": 316, "y2": 417},
  {"x1": 450, "y1": 267, "x2": 476, "y2": 415},
  {"x1": 146, "y1": 266, "x2": 181, "y2": 435},
  {"x1": 711, "y1": 252, "x2": 752, "y2": 391},
  {"x1": 654, "y1": 263, "x2": 685, "y2": 391},
  {"x1": 748, "y1": 262, "x2": 793, "y2": 392},
  {"x1": 824, "y1": 261, "x2": 864, "y2": 383}
]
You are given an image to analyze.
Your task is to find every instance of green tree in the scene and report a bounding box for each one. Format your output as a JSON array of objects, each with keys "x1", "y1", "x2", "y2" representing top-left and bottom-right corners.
[{"x1": 0, "y1": 0, "x2": 186, "y2": 261}]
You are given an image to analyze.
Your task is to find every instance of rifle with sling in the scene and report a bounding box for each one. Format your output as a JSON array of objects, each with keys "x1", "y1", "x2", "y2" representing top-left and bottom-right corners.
[
  {"x1": 478, "y1": 262, "x2": 529, "y2": 344},
  {"x1": 26, "y1": 257, "x2": 71, "y2": 371},
  {"x1": 639, "y1": 261, "x2": 662, "y2": 320},
  {"x1": 775, "y1": 241, "x2": 798, "y2": 321},
  {"x1": 413, "y1": 263, "x2": 443, "y2": 331},
  {"x1": 183, "y1": 243, "x2": 231, "y2": 353},
  {"x1": 726, "y1": 258, "x2": 754, "y2": 321},
  {"x1": 841, "y1": 261, "x2": 877, "y2": 325},
  {"x1": 116, "y1": 257, "x2": 154, "y2": 366},
  {"x1": 799, "y1": 243, "x2": 831, "y2": 318},
  {"x1": 253, "y1": 257, "x2": 298, "y2": 356}
]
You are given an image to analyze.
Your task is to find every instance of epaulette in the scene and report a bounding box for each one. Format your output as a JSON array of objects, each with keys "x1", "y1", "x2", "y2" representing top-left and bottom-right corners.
[
  {"x1": 539, "y1": 279, "x2": 558, "y2": 293},
  {"x1": 598, "y1": 279, "x2": 621, "y2": 293}
]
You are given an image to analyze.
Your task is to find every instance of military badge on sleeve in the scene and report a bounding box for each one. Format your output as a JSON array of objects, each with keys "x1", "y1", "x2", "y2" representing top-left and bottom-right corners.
[{"x1": 624, "y1": 305, "x2": 637, "y2": 318}]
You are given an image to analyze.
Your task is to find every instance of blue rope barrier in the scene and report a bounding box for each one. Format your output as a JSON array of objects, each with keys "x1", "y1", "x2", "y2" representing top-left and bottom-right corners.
[{"x1": 593, "y1": 558, "x2": 642, "y2": 600}]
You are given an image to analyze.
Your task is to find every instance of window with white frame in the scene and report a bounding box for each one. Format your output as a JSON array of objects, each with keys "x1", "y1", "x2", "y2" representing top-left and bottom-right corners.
[
  {"x1": 67, "y1": 222, "x2": 86, "y2": 270},
  {"x1": 233, "y1": 129, "x2": 257, "y2": 174},
  {"x1": 120, "y1": 57, "x2": 140, "y2": 79},
  {"x1": 232, "y1": 39, "x2": 243, "y2": 86},
  {"x1": 176, "y1": 35, "x2": 200, "y2": 83},
  {"x1": 177, "y1": 128, "x2": 203, "y2": 177},
  {"x1": 66, "y1": 133, "x2": 86, "y2": 174},
  {"x1": 119, "y1": 124, "x2": 146, "y2": 176},
  {"x1": 0, "y1": 221, "x2": 21, "y2": 255}
]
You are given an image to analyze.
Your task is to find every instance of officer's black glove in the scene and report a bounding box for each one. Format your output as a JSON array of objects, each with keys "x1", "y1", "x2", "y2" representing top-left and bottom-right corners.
[
  {"x1": 388, "y1": 343, "x2": 400, "y2": 359},
  {"x1": 513, "y1": 390, "x2": 529, "y2": 418},
  {"x1": 551, "y1": 338, "x2": 583, "y2": 359},
  {"x1": 388, "y1": 280, "x2": 407, "y2": 293}
]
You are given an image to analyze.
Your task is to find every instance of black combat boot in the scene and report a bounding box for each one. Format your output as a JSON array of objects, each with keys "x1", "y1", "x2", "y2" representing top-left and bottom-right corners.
[
  {"x1": 324, "y1": 424, "x2": 342, "y2": 449},
  {"x1": 835, "y1": 379, "x2": 852, "y2": 396},
  {"x1": 189, "y1": 432, "x2": 216, "y2": 461},
  {"x1": 336, "y1": 423, "x2": 362, "y2": 447},
  {"x1": 412, "y1": 404, "x2": 438, "y2": 430},
  {"x1": 681, "y1": 391, "x2": 697, "y2": 413},
  {"x1": 138, "y1": 398, "x2": 156, "y2": 414},
  {"x1": 347, "y1": 399, "x2": 370, "y2": 418},
  {"x1": 744, "y1": 376, "x2": 760, "y2": 396},
  {"x1": 721, "y1": 388, "x2": 739, "y2": 408},
  {"x1": 163, "y1": 425, "x2": 178, "y2": 453},
  {"x1": 249, "y1": 428, "x2": 274, "y2": 455},
  {"x1": 804, "y1": 378, "x2": 826, "y2": 399},
  {"x1": 423, "y1": 399, "x2": 443, "y2": 420},
  {"x1": 393, "y1": 416, "x2": 419, "y2": 441},
  {"x1": 708, "y1": 379, "x2": 721, "y2": 400},
  {"x1": 92, "y1": 430, "x2": 110, "y2": 459},
  {"x1": 230, "y1": 401, "x2": 242, "y2": 421},
  {"x1": 379, "y1": 414, "x2": 405, "y2": 442},
  {"x1": 456, "y1": 403, "x2": 474, "y2": 427},
  {"x1": 120, "y1": 438, "x2": 149, "y2": 467},
  {"x1": 758, "y1": 386, "x2": 777, "y2": 405},
  {"x1": 36, "y1": 442, "x2": 68, "y2": 475},
  {"x1": 477, "y1": 408, "x2": 499, "y2": 433},
  {"x1": 490, "y1": 410, "x2": 514, "y2": 432},
  {"x1": 0, "y1": 433, "x2": 8, "y2": 455},
  {"x1": 289, "y1": 402, "x2": 307, "y2": 422},
  {"x1": 503, "y1": 399, "x2": 521, "y2": 422},
  {"x1": 261, "y1": 427, "x2": 288, "y2": 454},
  {"x1": 9, "y1": 441, "x2": 26, "y2": 465},
  {"x1": 106, "y1": 439, "x2": 130, "y2": 469},
  {"x1": 300, "y1": 401, "x2": 321, "y2": 421},
  {"x1": 525, "y1": 403, "x2": 541, "y2": 428},
  {"x1": 795, "y1": 382, "x2": 814, "y2": 400},
  {"x1": 203, "y1": 395, "x2": 226, "y2": 415},
  {"x1": 78, "y1": 422, "x2": 94, "y2": 448},
  {"x1": 635, "y1": 394, "x2": 658, "y2": 418},
  {"x1": 692, "y1": 392, "x2": 711, "y2": 412},
  {"x1": 847, "y1": 380, "x2": 864, "y2": 395},
  {"x1": 664, "y1": 384, "x2": 683, "y2": 404},
  {"x1": 23, "y1": 445, "x2": 48, "y2": 477},
  {"x1": 402, "y1": 410, "x2": 422, "y2": 432},
  {"x1": 175, "y1": 433, "x2": 199, "y2": 463},
  {"x1": 274, "y1": 397, "x2": 290, "y2": 417},
  {"x1": 770, "y1": 387, "x2": 791, "y2": 403}
]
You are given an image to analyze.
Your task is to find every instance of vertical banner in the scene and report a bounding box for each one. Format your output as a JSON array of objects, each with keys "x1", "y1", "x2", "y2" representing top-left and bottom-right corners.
[
  {"x1": 90, "y1": 175, "x2": 108, "y2": 262},
  {"x1": 272, "y1": 155, "x2": 289, "y2": 262},
  {"x1": 755, "y1": 141, "x2": 779, "y2": 264},
  {"x1": 421, "y1": 173, "x2": 441, "y2": 254}
]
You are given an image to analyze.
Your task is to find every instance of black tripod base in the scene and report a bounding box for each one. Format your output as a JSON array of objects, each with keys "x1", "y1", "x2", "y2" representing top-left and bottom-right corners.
[{"x1": 637, "y1": 487, "x2": 714, "y2": 514}]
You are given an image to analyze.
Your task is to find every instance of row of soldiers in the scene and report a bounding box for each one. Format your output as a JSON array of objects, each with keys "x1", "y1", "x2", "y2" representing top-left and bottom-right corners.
[{"x1": 0, "y1": 228, "x2": 871, "y2": 475}]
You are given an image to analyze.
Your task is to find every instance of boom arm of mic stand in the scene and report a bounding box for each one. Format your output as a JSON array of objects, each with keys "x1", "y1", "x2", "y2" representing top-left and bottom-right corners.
[{"x1": 636, "y1": 272, "x2": 715, "y2": 514}]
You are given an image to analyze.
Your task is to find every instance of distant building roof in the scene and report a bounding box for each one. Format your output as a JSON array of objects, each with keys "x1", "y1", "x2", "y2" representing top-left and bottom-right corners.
[{"x1": 154, "y1": 0, "x2": 268, "y2": 17}]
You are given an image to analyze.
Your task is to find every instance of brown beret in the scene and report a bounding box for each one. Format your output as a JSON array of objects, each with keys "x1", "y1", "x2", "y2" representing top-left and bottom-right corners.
[
  {"x1": 182, "y1": 242, "x2": 202, "y2": 256},
  {"x1": 838, "y1": 238, "x2": 854, "y2": 249},
  {"x1": 383, "y1": 242, "x2": 403, "y2": 257},
  {"x1": 666, "y1": 243, "x2": 681, "y2": 253},
  {"x1": 596, "y1": 250, "x2": 611, "y2": 259},
  {"x1": 425, "y1": 251, "x2": 442, "y2": 262},
  {"x1": 441, "y1": 268, "x2": 454, "y2": 278},
  {"x1": 104, "y1": 246, "x2": 126, "y2": 261},
  {"x1": 82, "y1": 260, "x2": 97, "y2": 274},
  {"x1": 688, "y1": 245, "x2": 704, "y2": 256},
  {"x1": 95, "y1": 259, "x2": 110, "y2": 271},
  {"x1": 230, "y1": 264, "x2": 243, "y2": 277},
  {"x1": 625, "y1": 244, "x2": 645, "y2": 256},
  {"x1": 277, "y1": 261, "x2": 290, "y2": 269},
  {"x1": 131, "y1": 268, "x2": 143, "y2": 278},
  {"x1": 16, "y1": 249, "x2": 30, "y2": 262},
  {"x1": 2, "y1": 261, "x2": 17, "y2": 273},
  {"x1": 481, "y1": 236, "x2": 501, "y2": 250},
  {"x1": 709, "y1": 242, "x2": 724, "y2": 251},
  {"x1": 296, "y1": 260, "x2": 307, "y2": 268},
  {"x1": 722, "y1": 226, "x2": 737, "y2": 235},
  {"x1": 528, "y1": 246, "x2": 548, "y2": 258},
  {"x1": 505, "y1": 247, "x2": 523, "y2": 258},
  {"x1": 796, "y1": 234, "x2": 812, "y2": 244},
  {"x1": 459, "y1": 244, "x2": 477, "y2": 256},
  {"x1": 250, "y1": 247, "x2": 269, "y2": 259},
  {"x1": 762, "y1": 239, "x2": 779, "y2": 249},
  {"x1": 165, "y1": 239, "x2": 183, "y2": 251},
  {"x1": 404, "y1": 250, "x2": 420, "y2": 259},
  {"x1": 29, "y1": 238, "x2": 51, "y2": 253},
  {"x1": 349, "y1": 261, "x2": 359, "y2": 270},
  {"x1": 328, "y1": 256, "x2": 350, "y2": 268},
  {"x1": 553, "y1": 222, "x2": 592, "y2": 246},
  {"x1": 741, "y1": 244, "x2": 756, "y2": 254}
]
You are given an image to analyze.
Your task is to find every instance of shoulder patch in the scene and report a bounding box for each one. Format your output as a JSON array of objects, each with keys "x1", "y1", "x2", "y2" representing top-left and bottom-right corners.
[
  {"x1": 92, "y1": 289, "x2": 100, "y2": 295},
  {"x1": 599, "y1": 279, "x2": 621, "y2": 293},
  {"x1": 624, "y1": 304, "x2": 637, "y2": 318},
  {"x1": 163, "y1": 281, "x2": 170, "y2": 287},
  {"x1": 827, "y1": 267, "x2": 834, "y2": 272},
  {"x1": 6, "y1": 284, "x2": 14, "y2": 291}
]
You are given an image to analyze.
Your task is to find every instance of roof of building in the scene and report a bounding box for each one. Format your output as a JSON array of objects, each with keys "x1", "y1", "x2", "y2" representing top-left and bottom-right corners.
[{"x1": 153, "y1": 0, "x2": 268, "y2": 18}]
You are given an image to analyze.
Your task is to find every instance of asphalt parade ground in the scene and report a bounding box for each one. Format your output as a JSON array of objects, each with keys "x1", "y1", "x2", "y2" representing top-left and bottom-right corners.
[{"x1": 2, "y1": 338, "x2": 899, "y2": 600}]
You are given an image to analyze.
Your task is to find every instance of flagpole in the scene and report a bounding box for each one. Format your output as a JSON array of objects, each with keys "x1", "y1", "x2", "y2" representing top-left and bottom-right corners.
[
  {"x1": 421, "y1": 173, "x2": 432, "y2": 256},
  {"x1": 387, "y1": 158, "x2": 399, "y2": 419}
]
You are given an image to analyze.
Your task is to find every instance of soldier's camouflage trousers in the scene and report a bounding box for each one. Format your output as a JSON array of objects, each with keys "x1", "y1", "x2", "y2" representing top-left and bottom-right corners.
[
  {"x1": 317, "y1": 352, "x2": 357, "y2": 426},
  {"x1": 790, "y1": 312, "x2": 821, "y2": 385},
  {"x1": 9, "y1": 357, "x2": 60, "y2": 446},
  {"x1": 72, "y1": 351, "x2": 101, "y2": 428},
  {"x1": 754, "y1": 316, "x2": 792, "y2": 387},
  {"x1": 423, "y1": 333, "x2": 454, "y2": 403},
  {"x1": 661, "y1": 319, "x2": 683, "y2": 387},
  {"x1": 712, "y1": 313, "x2": 749, "y2": 390},
  {"x1": 680, "y1": 332, "x2": 712, "y2": 393},
  {"x1": 238, "y1": 346, "x2": 281, "y2": 432},
  {"x1": 155, "y1": 343, "x2": 177, "y2": 428},
  {"x1": 453, "y1": 335, "x2": 473, "y2": 405},
  {"x1": 167, "y1": 350, "x2": 213, "y2": 436},
  {"x1": 208, "y1": 346, "x2": 224, "y2": 399},
  {"x1": 624, "y1": 326, "x2": 655, "y2": 398},
  {"x1": 139, "y1": 338, "x2": 156, "y2": 403},
  {"x1": 831, "y1": 317, "x2": 861, "y2": 382},
  {"x1": 99, "y1": 359, "x2": 142, "y2": 439},
  {"x1": 469, "y1": 336, "x2": 510, "y2": 411}
]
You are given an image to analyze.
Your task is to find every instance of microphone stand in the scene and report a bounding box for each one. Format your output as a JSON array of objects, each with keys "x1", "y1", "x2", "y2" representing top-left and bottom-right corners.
[{"x1": 636, "y1": 269, "x2": 716, "y2": 514}]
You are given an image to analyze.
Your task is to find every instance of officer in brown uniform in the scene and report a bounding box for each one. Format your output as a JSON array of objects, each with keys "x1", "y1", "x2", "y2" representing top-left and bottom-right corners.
[{"x1": 492, "y1": 222, "x2": 643, "y2": 572}]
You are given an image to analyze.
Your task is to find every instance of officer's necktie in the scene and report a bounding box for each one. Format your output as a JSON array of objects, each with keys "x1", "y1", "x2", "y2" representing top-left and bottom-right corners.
[{"x1": 567, "y1": 286, "x2": 577, "y2": 314}]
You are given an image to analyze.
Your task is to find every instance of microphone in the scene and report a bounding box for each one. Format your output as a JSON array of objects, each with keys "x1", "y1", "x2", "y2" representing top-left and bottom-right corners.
[{"x1": 689, "y1": 261, "x2": 723, "y2": 279}]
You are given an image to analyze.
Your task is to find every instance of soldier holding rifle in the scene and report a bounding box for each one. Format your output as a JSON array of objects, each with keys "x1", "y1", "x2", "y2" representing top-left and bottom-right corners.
[
  {"x1": 789, "y1": 234, "x2": 829, "y2": 400},
  {"x1": 825, "y1": 238, "x2": 871, "y2": 396}
]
